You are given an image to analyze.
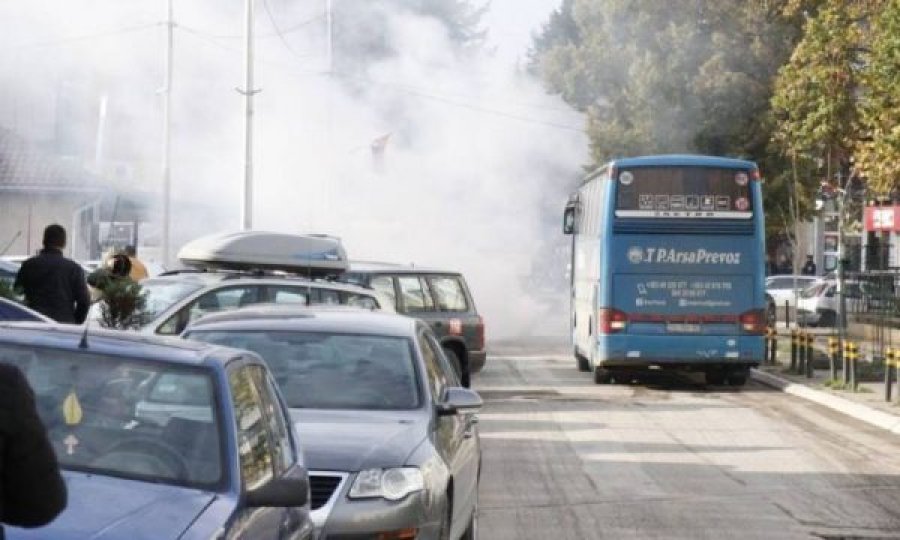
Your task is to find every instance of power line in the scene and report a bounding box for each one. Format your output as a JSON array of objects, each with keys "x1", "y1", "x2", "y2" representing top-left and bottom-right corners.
[
  {"x1": 189, "y1": 12, "x2": 324, "y2": 40},
  {"x1": 260, "y1": 0, "x2": 310, "y2": 63},
  {"x1": 177, "y1": 25, "x2": 322, "y2": 74},
  {"x1": 331, "y1": 71, "x2": 586, "y2": 133},
  {"x1": 10, "y1": 22, "x2": 162, "y2": 50}
]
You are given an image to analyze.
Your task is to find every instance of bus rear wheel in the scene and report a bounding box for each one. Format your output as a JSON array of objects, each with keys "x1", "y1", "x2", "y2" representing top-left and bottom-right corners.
[
  {"x1": 594, "y1": 367, "x2": 613, "y2": 384},
  {"x1": 705, "y1": 369, "x2": 726, "y2": 386},
  {"x1": 727, "y1": 370, "x2": 749, "y2": 386}
]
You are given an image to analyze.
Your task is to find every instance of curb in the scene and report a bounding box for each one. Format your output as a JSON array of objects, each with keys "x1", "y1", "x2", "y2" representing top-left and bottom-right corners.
[{"x1": 750, "y1": 369, "x2": 900, "y2": 436}]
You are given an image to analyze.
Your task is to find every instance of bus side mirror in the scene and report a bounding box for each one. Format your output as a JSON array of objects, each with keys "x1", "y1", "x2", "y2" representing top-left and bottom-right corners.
[{"x1": 563, "y1": 207, "x2": 576, "y2": 235}]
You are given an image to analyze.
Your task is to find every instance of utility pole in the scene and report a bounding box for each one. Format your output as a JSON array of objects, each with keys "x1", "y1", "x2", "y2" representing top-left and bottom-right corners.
[
  {"x1": 161, "y1": 0, "x2": 174, "y2": 264},
  {"x1": 836, "y1": 170, "x2": 848, "y2": 337},
  {"x1": 240, "y1": 0, "x2": 259, "y2": 230}
]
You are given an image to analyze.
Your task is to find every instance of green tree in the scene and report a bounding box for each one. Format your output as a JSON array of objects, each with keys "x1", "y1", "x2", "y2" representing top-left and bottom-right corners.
[
  {"x1": 856, "y1": 0, "x2": 900, "y2": 193},
  {"x1": 96, "y1": 278, "x2": 147, "y2": 330}
]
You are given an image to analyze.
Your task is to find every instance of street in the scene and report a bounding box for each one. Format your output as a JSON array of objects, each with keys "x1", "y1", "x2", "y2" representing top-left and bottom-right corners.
[{"x1": 475, "y1": 345, "x2": 900, "y2": 539}]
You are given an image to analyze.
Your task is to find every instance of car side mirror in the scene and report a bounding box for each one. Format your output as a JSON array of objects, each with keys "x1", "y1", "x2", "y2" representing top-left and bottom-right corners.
[
  {"x1": 437, "y1": 387, "x2": 482, "y2": 416},
  {"x1": 562, "y1": 206, "x2": 576, "y2": 235},
  {"x1": 244, "y1": 472, "x2": 309, "y2": 508}
]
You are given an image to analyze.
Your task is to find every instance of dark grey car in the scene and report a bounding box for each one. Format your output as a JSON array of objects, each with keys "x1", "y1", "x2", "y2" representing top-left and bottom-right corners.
[
  {"x1": 337, "y1": 262, "x2": 486, "y2": 385},
  {"x1": 184, "y1": 307, "x2": 482, "y2": 540}
]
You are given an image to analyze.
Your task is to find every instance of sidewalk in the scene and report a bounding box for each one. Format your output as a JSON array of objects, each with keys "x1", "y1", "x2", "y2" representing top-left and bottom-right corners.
[{"x1": 753, "y1": 326, "x2": 900, "y2": 435}]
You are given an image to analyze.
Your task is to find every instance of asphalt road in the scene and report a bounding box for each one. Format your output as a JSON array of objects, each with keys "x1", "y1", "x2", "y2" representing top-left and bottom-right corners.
[{"x1": 473, "y1": 345, "x2": 900, "y2": 540}]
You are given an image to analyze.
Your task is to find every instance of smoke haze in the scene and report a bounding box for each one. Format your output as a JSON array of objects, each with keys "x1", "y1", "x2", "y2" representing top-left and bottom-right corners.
[{"x1": 0, "y1": 0, "x2": 586, "y2": 340}]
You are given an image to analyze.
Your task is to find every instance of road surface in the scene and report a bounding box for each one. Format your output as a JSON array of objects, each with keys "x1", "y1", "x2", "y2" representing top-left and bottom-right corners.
[{"x1": 474, "y1": 345, "x2": 900, "y2": 539}]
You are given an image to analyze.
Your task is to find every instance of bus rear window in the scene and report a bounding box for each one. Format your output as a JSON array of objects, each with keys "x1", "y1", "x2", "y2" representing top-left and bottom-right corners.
[{"x1": 614, "y1": 167, "x2": 753, "y2": 219}]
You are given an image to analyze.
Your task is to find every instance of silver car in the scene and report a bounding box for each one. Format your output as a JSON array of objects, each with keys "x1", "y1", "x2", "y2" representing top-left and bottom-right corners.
[
  {"x1": 103, "y1": 271, "x2": 392, "y2": 336},
  {"x1": 184, "y1": 307, "x2": 482, "y2": 540}
]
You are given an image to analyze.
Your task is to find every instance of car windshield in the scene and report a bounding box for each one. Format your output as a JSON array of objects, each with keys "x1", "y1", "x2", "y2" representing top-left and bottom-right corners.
[
  {"x1": 801, "y1": 282, "x2": 829, "y2": 298},
  {"x1": 188, "y1": 330, "x2": 420, "y2": 410},
  {"x1": 141, "y1": 279, "x2": 205, "y2": 321},
  {"x1": 0, "y1": 345, "x2": 223, "y2": 489}
]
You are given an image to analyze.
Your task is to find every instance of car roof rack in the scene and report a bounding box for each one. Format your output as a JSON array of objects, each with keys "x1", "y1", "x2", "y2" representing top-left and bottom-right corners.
[{"x1": 177, "y1": 231, "x2": 348, "y2": 278}]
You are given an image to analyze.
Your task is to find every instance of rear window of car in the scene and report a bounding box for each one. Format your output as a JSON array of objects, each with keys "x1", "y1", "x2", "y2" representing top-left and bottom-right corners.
[
  {"x1": 429, "y1": 276, "x2": 468, "y2": 311},
  {"x1": 187, "y1": 331, "x2": 421, "y2": 410},
  {"x1": 0, "y1": 344, "x2": 224, "y2": 489}
]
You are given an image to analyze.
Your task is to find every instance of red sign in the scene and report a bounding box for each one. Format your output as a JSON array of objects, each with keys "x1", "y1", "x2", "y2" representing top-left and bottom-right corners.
[{"x1": 865, "y1": 206, "x2": 900, "y2": 232}]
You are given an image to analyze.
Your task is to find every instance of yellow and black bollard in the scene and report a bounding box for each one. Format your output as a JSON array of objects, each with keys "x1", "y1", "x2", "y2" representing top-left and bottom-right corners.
[
  {"x1": 885, "y1": 348, "x2": 895, "y2": 402},
  {"x1": 766, "y1": 327, "x2": 778, "y2": 365},
  {"x1": 845, "y1": 341, "x2": 859, "y2": 390},
  {"x1": 805, "y1": 332, "x2": 815, "y2": 378},
  {"x1": 790, "y1": 329, "x2": 799, "y2": 372},
  {"x1": 828, "y1": 337, "x2": 840, "y2": 381},
  {"x1": 797, "y1": 330, "x2": 807, "y2": 375}
]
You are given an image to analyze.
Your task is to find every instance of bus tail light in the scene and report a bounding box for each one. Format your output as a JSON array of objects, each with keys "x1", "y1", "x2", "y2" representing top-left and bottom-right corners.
[
  {"x1": 598, "y1": 308, "x2": 627, "y2": 334},
  {"x1": 739, "y1": 309, "x2": 766, "y2": 334}
]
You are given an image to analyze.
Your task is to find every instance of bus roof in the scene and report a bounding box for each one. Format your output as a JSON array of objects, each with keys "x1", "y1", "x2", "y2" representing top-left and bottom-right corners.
[{"x1": 608, "y1": 154, "x2": 757, "y2": 170}]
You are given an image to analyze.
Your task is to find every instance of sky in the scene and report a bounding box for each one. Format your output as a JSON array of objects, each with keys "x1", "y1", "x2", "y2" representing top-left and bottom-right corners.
[{"x1": 0, "y1": 0, "x2": 584, "y2": 339}]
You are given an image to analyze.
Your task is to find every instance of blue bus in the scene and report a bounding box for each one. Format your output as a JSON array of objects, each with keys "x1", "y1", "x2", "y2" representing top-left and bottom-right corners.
[{"x1": 562, "y1": 155, "x2": 766, "y2": 385}]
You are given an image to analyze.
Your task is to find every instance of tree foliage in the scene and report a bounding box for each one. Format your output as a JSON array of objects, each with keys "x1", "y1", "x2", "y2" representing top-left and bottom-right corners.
[
  {"x1": 530, "y1": 0, "x2": 805, "y2": 232},
  {"x1": 96, "y1": 278, "x2": 147, "y2": 331},
  {"x1": 856, "y1": 0, "x2": 900, "y2": 194}
]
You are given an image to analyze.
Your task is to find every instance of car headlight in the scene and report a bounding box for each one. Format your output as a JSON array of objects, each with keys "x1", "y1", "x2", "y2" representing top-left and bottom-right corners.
[{"x1": 348, "y1": 467, "x2": 424, "y2": 501}]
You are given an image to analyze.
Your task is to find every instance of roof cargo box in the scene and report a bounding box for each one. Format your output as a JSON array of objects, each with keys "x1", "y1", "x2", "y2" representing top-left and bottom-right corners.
[{"x1": 177, "y1": 231, "x2": 348, "y2": 276}]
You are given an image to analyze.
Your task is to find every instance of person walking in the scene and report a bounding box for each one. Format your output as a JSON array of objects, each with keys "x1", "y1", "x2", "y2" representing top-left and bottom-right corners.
[
  {"x1": 0, "y1": 363, "x2": 68, "y2": 538},
  {"x1": 801, "y1": 255, "x2": 817, "y2": 276},
  {"x1": 123, "y1": 245, "x2": 148, "y2": 281},
  {"x1": 13, "y1": 224, "x2": 91, "y2": 324}
]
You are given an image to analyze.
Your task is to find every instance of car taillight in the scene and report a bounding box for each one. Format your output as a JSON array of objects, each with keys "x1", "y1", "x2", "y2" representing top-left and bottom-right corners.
[
  {"x1": 597, "y1": 308, "x2": 627, "y2": 334},
  {"x1": 739, "y1": 309, "x2": 766, "y2": 334},
  {"x1": 475, "y1": 315, "x2": 485, "y2": 349}
]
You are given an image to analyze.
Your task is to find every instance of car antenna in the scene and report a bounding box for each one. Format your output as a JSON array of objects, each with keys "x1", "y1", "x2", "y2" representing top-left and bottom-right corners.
[{"x1": 78, "y1": 317, "x2": 91, "y2": 349}]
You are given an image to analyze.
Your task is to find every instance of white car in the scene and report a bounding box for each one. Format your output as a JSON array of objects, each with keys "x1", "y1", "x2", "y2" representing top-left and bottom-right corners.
[
  {"x1": 765, "y1": 275, "x2": 822, "y2": 310},
  {"x1": 796, "y1": 280, "x2": 867, "y2": 326}
]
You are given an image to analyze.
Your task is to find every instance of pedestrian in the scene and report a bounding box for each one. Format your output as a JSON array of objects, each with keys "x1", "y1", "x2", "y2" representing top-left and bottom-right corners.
[
  {"x1": 123, "y1": 245, "x2": 148, "y2": 281},
  {"x1": 13, "y1": 224, "x2": 90, "y2": 324},
  {"x1": 0, "y1": 363, "x2": 68, "y2": 538},
  {"x1": 801, "y1": 255, "x2": 817, "y2": 276}
]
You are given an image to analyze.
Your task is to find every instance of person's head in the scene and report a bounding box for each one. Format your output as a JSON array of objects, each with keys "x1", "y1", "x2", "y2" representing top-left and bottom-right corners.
[
  {"x1": 42, "y1": 224, "x2": 66, "y2": 249},
  {"x1": 107, "y1": 253, "x2": 132, "y2": 278},
  {"x1": 124, "y1": 245, "x2": 137, "y2": 257}
]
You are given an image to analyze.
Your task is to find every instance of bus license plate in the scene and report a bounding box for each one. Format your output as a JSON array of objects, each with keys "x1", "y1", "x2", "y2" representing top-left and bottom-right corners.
[{"x1": 666, "y1": 323, "x2": 701, "y2": 333}]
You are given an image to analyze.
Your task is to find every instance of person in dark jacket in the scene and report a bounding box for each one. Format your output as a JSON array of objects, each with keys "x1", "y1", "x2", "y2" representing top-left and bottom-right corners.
[
  {"x1": 0, "y1": 363, "x2": 68, "y2": 538},
  {"x1": 13, "y1": 225, "x2": 90, "y2": 324}
]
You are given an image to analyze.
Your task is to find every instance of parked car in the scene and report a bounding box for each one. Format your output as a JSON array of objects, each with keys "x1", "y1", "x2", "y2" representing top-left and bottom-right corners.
[
  {"x1": 184, "y1": 307, "x2": 482, "y2": 540},
  {"x1": 338, "y1": 262, "x2": 486, "y2": 382},
  {"x1": 0, "y1": 297, "x2": 51, "y2": 322},
  {"x1": 0, "y1": 322, "x2": 314, "y2": 540},
  {"x1": 796, "y1": 280, "x2": 866, "y2": 326},
  {"x1": 765, "y1": 275, "x2": 821, "y2": 311},
  {"x1": 0, "y1": 258, "x2": 19, "y2": 283},
  {"x1": 95, "y1": 269, "x2": 391, "y2": 336}
]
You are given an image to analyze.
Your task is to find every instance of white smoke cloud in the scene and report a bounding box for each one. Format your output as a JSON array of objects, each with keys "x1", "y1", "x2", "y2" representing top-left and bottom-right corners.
[{"x1": 0, "y1": 0, "x2": 587, "y2": 340}]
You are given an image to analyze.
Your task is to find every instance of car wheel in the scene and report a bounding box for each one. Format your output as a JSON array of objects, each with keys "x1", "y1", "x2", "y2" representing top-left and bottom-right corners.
[
  {"x1": 444, "y1": 348, "x2": 468, "y2": 387},
  {"x1": 575, "y1": 350, "x2": 590, "y2": 372}
]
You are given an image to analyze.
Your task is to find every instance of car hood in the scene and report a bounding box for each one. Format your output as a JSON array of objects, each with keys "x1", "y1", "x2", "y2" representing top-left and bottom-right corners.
[
  {"x1": 291, "y1": 409, "x2": 428, "y2": 472},
  {"x1": 8, "y1": 471, "x2": 217, "y2": 540}
]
